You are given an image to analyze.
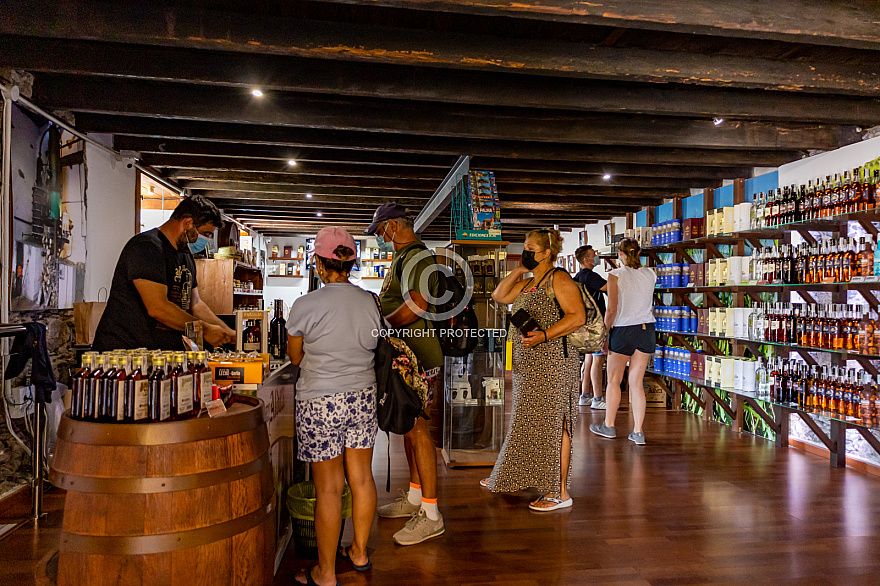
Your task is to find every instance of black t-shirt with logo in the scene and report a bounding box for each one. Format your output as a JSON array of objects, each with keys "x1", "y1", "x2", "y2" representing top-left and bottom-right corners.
[
  {"x1": 574, "y1": 267, "x2": 607, "y2": 316},
  {"x1": 92, "y1": 228, "x2": 198, "y2": 352}
]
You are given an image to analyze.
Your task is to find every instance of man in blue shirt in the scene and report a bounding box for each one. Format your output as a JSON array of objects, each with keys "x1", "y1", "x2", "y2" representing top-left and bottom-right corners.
[{"x1": 573, "y1": 245, "x2": 608, "y2": 409}]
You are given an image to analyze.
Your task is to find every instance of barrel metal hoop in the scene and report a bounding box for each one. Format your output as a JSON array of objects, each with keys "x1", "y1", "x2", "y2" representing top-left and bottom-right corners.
[
  {"x1": 60, "y1": 496, "x2": 275, "y2": 555},
  {"x1": 50, "y1": 451, "x2": 270, "y2": 494},
  {"x1": 57, "y1": 398, "x2": 264, "y2": 445}
]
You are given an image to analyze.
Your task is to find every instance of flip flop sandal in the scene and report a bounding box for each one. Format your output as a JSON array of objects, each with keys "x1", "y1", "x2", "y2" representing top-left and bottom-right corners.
[
  {"x1": 295, "y1": 568, "x2": 340, "y2": 586},
  {"x1": 339, "y1": 545, "x2": 372, "y2": 572},
  {"x1": 528, "y1": 496, "x2": 573, "y2": 512},
  {"x1": 479, "y1": 478, "x2": 490, "y2": 488}
]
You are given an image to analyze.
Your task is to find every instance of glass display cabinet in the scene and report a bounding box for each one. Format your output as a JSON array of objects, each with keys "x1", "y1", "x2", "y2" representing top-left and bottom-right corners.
[{"x1": 441, "y1": 241, "x2": 508, "y2": 467}]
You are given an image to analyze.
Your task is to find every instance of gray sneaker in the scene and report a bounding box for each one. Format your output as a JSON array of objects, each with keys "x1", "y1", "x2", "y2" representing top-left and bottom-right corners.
[
  {"x1": 628, "y1": 431, "x2": 646, "y2": 445},
  {"x1": 393, "y1": 510, "x2": 445, "y2": 546},
  {"x1": 578, "y1": 394, "x2": 592, "y2": 406},
  {"x1": 589, "y1": 423, "x2": 616, "y2": 439},
  {"x1": 377, "y1": 490, "x2": 421, "y2": 519},
  {"x1": 591, "y1": 397, "x2": 607, "y2": 410}
]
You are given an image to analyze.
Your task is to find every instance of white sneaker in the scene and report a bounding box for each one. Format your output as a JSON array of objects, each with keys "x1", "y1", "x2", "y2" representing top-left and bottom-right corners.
[
  {"x1": 392, "y1": 510, "x2": 445, "y2": 546},
  {"x1": 591, "y1": 398, "x2": 607, "y2": 410},
  {"x1": 377, "y1": 490, "x2": 421, "y2": 519},
  {"x1": 578, "y1": 394, "x2": 592, "y2": 406}
]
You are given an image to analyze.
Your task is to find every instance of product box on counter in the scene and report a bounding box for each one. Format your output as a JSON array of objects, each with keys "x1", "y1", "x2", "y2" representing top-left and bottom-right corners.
[
  {"x1": 209, "y1": 354, "x2": 271, "y2": 393},
  {"x1": 690, "y1": 352, "x2": 706, "y2": 380},
  {"x1": 698, "y1": 308, "x2": 709, "y2": 334}
]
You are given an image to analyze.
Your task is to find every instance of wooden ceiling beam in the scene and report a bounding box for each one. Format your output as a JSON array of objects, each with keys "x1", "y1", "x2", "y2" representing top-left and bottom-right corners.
[
  {"x1": 94, "y1": 117, "x2": 802, "y2": 167},
  {"x1": 141, "y1": 153, "x2": 752, "y2": 180},
  {"x1": 169, "y1": 168, "x2": 711, "y2": 190},
  {"x1": 7, "y1": 3, "x2": 880, "y2": 92},
  {"x1": 6, "y1": 35, "x2": 880, "y2": 124},
  {"x1": 312, "y1": 0, "x2": 880, "y2": 51},
  {"x1": 33, "y1": 75, "x2": 860, "y2": 150}
]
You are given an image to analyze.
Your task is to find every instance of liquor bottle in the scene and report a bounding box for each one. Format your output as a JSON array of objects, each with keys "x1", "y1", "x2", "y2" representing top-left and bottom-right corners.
[
  {"x1": 170, "y1": 353, "x2": 194, "y2": 420},
  {"x1": 874, "y1": 238, "x2": 880, "y2": 276},
  {"x1": 148, "y1": 355, "x2": 171, "y2": 423},
  {"x1": 859, "y1": 237, "x2": 873, "y2": 277},
  {"x1": 802, "y1": 181, "x2": 813, "y2": 220},
  {"x1": 243, "y1": 319, "x2": 261, "y2": 353},
  {"x1": 782, "y1": 245, "x2": 794, "y2": 284},
  {"x1": 835, "y1": 238, "x2": 847, "y2": 282},
  {"x1": 96, "y1": 355, "x2": 118, "y2": 423},
  {"x1": 106, "y1": 355, "x2": 127, "y2": 423},
  {"x1": 859, "y1": 167, "x2": 872, "y2": 211},
  {"x1": 848, "y1": 169, "x2": 861, "y2": 213},
  {"x1": 195, "y1": 351, "x2": 213, "y2": 411},
  {"x1": 83, "y1": 355, "x2": 107, "y2": 421},
  {"x1": 833, "y1": 368, "x2": 846, "y2": 415},
  {"x1": 768, "y1": 358, "x2": 779, "y2": 401},
  {"x1": 124, "y1": 356, "x2": 149, "y2": 423},
  {"x1": 269, "y1": 299, "x2": 288, "y2": 360},
  {"x1": 796, "y1": 366, "x2": 807, "y2": 409},
  {"x1": 756, "y1": 358, "x2": 771, "y2": 399},
  {"x1": 845, "y1": 369, "x2": 858, "y2": 419},
  {"x1": 873, "y1": 311, "x2": 880, "y2": 356},
  {"x1": 789, "y1": 304, "x2": 799, "y2": 344},
  {"x1": 806, "y1": 366, "x2": 819, "y2": 412},
  {"x1": 70, "y1": 354, "x2": 93, "y2": 420},
  {"x1": 861, "y1": 372, "x2": 875, "y2": 427},
  {"x1": 873, "y1": 170, "x2": 880, "y2": 209}
]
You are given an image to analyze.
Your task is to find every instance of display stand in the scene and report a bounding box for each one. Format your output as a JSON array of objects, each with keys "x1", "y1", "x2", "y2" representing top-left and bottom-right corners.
[{"x1": 441, "y1": 240, "x2": 508, "y2": 467}]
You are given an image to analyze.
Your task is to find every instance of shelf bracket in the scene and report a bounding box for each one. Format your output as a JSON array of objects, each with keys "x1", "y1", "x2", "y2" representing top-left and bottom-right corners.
[
  {"x1": 856, "y1": 288, "x2": 880, "y2": 308},
  {"x1": 791, "y1": 410, "x2": 846, "y2": 467},
  {"x1": 796, "y1": 229, "x2": 818, "y2": 245},
  {"x1": 793, "y1": 348, "x2": 819, "y2": 366},
  {"x1": 744, "y1": 397, "x2": 781, "y2": 435},
  {"x1": 772, "y1": 404, "x2": 790, "y2": 448},
  {"x1": 702, "y1": 385, "x2": 736, "y2": 421},
  {"x1": 858, "y1": 219, "x2": 879, "y2": 238},
  {"x1": 854, "y1": 426, "x2": 880, "y2": 457},
  {"x1": 853, "y1": 356, "x2": 879, "y2": 376}
]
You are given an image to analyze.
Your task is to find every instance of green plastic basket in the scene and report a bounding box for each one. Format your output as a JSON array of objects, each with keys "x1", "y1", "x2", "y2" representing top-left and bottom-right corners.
[{"x1": 287, "y1": 481, "x2": 353, "y2": 559}]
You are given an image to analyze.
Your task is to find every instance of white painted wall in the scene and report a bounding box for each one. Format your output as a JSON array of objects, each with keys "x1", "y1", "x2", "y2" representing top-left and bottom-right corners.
[
  {"x1": 778, "y1": 135, "x2": 880, "y2": 187},
  {"x1": 83, "y1": 134, "x2": 137, "y2": 301}
]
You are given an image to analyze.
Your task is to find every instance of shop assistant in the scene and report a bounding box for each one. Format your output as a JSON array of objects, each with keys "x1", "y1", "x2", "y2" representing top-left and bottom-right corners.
[{"x1": 92, "y1": 195, "x2": 236, "y2": 352}]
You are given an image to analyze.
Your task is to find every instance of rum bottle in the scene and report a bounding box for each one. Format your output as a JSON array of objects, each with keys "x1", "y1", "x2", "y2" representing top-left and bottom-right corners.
[
  {"x1": 196, "y1": 351, "x2": 213, "y2": 411},
  {"x1": 70, "y1": 354, "x2": 92, "y2": 420},
  {"x1": 124, "y1": 356, "x2": 149, "y2": 423},
  {"x1": 170, "y1": 353, "x2": 195, "y2": 421},
  {"x1": 148, "y1": 355, "x2": 171, "y2": 423},
  {"x1": 84, "y1": 355, "x2": 107, "y2": 421}
]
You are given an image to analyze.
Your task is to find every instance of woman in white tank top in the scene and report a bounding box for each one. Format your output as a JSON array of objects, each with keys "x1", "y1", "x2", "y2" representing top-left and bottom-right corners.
[{"x1": 589, "y1": 238, "x2": 656, "y2": 446}]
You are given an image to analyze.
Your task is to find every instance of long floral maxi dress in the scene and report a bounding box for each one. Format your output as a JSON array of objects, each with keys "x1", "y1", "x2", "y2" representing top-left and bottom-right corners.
[{"x1": 487, "y1": 273, "x2": 580, "y2": 495}]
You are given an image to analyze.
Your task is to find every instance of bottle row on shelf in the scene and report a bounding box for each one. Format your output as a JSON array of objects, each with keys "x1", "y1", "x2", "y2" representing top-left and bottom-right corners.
[
  {"x1": 655, "y1": 306, "x2": 698, "y2": 334},
  {"x1": 752, "y1": 166, "x2": 879, "y2": 230},
  {"x1": 752, "y1": 236, "x2": 880, "y2": 286},
  {"x1": 70, "y1": 350, "x2": 221, "y2": 424},
  {"x1": 653, "y1": 347, "x2": 879, "y2": 427}
]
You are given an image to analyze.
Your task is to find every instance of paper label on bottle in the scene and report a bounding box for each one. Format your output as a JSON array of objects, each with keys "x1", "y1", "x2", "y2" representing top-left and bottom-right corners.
[
  {"x1": 134, "y1": 380, "x2": 149, "y2": 421},
  {"x1": 116, "y1": 381, "x2": 125, "y2": 421},
  {"x1": 200, "y1": 371, "x2": 213, "y2": 406},
  {"x1": 243, "y1": 342, "x2": 260, "y2": 352},
  {"x1": 160, "y1": 379, "x2": 172, "y2": 421},
  {"x1": 177, "y1": 375, "x2": 194, "y2": 414}
]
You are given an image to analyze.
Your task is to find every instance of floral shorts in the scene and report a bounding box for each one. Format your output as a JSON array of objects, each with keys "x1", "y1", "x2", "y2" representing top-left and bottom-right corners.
[{"x1": 296, "y1": 385, "x2": 378, "y2": 462}]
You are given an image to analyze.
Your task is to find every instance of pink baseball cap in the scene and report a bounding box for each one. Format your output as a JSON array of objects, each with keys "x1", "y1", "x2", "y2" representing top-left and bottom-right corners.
[{"x1": 312, "y1": 226, "x2": 357, "y2": 260}]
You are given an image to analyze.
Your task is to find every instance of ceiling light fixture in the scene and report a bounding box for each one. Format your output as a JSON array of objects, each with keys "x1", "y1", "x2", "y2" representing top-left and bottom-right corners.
[
  {"x1": 305, "y1": 193, "x2": 312, "y2": 198},
  {"x1": 316, "y1": 212, "x2": 322, "y2": 217},
  {"x1": 251, "y1": 89, "x2": 263, "y2": 97},
  {"x1": 713, "y1": 117, "x2": 724, "y2": 126},
  {"x1": 287, "y1": 160, "x2": 297, "y2": 166},
  {"x1": 603, "y1": 174, "x2": 611, "y2": 180}
]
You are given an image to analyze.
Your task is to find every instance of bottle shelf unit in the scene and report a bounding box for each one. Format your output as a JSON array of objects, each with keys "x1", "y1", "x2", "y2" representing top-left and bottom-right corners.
[
  {"x1": 269, "y1": 256, "x2": 303, "y2": 262},
  {"x1": 639, "y1": 177, "x2": 880, "y2": 470},
  {"x1": 196, "y1": 258, "x2": 264, "y2": 314}
]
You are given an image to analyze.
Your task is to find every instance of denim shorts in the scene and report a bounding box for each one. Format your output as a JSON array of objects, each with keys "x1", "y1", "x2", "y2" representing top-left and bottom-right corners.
[{"x1": 296, "y1": 385, "x2": 378, "y2": 462}]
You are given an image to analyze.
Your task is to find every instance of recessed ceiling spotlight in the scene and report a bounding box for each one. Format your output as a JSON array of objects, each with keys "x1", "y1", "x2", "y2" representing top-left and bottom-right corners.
[
  {"x1": 251, "y1": 89, "x2": 263, "y2": 97},
  {"x1": 316, "y1": 212, "x2": 322, "y2": 217},
  {"x1": 306, "y1": 193, "x2": 312, "y2": 198},
  {"x1": 603, "y1": 174, "x2": 611, "y2": 180},
  {"x1": 713, "y1": 117, "x2": 724, "y2": 126},
  {"x1": 287, "y1": 160, "x2": 297, "y2": 166}
]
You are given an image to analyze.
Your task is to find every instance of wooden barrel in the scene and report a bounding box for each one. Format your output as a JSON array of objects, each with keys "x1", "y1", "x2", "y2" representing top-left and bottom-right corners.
[{"x1": 49, "y1": 397, "x2": 276, "y2": 586}]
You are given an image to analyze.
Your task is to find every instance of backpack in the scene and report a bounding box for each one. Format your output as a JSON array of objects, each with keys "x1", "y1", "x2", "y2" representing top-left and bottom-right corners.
[
  {"x1": 395, "y1": 244, "x2": 479, "y2": 357},
  {"x1": 545, "y1": 269, "x2": 608, "y2": 354}
]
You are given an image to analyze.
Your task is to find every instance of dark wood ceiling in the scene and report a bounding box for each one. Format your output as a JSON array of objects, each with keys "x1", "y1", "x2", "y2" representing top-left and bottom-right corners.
[{"x1": 3, "y1": 0, "x2": 879, "y2": 240}]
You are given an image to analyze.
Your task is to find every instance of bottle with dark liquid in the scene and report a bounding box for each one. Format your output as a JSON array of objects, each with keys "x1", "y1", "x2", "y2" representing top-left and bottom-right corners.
[
  {"x1": 106, "y1": 354, "x2": 128, "y2": 422},
  {"x1": 861, "y1": 372, "x2": 875, "y2": 427},
  {"x1": 872, "y1": 170, "x2": 880, "y2": 210},
  {"x1": 124, "y1": 356, "x2": 149, "y2": 423},
  {"x1": 96, "y1": 355, "x2": 118, "y2": 422},
  {"x1": 170, "y1": 353, "x2": 195, "y2": 421},
  {"x1": 196, "y1": 351, "x2": 213, "y2": 411},
  {"x1": 148, "y1": 355, "x2": 171, "y2": 423},
  {"x1": 269, "y1": 299, "x2": 288, "y2": 360},
  {"x1": 243, "y1": 320, "x2": 261, "y2": 353},
  {"x1": 84, "y1": 355, "x2": 107, "y2": 421},
  {"x1": 70, "y1": 354, "x2": 93, "y2": 420}
]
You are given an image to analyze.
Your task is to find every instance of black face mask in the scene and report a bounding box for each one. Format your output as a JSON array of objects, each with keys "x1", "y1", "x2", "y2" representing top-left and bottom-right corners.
[{"x1": 521, "y1": 250, "x2": 542, "y2": 270}]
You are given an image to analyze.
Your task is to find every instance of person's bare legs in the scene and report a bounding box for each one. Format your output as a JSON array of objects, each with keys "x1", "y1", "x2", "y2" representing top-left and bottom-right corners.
[
  {"x1": 530, "y1": 419, "x2": 572, "y2": 507},
  {"x1": 342, "y1": 446, "x2": 376, "y2": 567},
  {"x1": 580, "y1": 354, "x2": 593, "y2": 396},
  {"x1": 628, "y1": 351, "x2": 650, "y2": 433},
  {"x1": 591, "y1": 354, "x2": 606, "y2": 399},
  {"x1": 604, "y1": 351, "x2": 630, "y2": 428},
  {"x1": 405, "y1": 417, "x2": 436, "y2": 499},
  {"x1": 297, "y1": 457, "x2": 344, "y2": 586},
  {"x1": 404, "y1": 435, "x2": 420, "y2": 487}
]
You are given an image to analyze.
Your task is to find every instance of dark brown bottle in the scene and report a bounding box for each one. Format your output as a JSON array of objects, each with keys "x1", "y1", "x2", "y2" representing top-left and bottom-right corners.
[
  {"x1": 70, "y1": 354, "x2": 93, "y2": 420},
  {"x1": 97, "y1": 355, "x2": 118, "y2": 422},
  {"x1": 124, "y1": 356, "x2": 149, "y2": 423},
  {"x1": 148, "y1": 355, "x2": 171, "y2": 423},
  {"x1": 84, "y1": 355, "x2": 106, "y2": 421},
  {"x1": 107, "y1": 355, "x2": 127, "y2": 422},
  {"x1": 170, "y1": 353, "x2": 195, "y2": 420},
  {"x1": 195, "y1": 351, "x2": 213, "y2": 412}
]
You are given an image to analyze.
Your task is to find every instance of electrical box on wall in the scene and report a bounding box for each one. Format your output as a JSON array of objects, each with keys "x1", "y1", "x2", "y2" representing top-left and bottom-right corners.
[{"x1": 7, "y1": 385, "x2": 34, "y2": 419}]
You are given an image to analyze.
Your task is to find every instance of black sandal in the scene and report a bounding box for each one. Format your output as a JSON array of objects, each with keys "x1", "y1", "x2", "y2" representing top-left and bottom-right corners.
[
  {"x1": 295, "y1": 568, "x2": 340, "y2": 586},
  {"x1": 339, "y1": 545, "x2": 372, "y2": 572}
]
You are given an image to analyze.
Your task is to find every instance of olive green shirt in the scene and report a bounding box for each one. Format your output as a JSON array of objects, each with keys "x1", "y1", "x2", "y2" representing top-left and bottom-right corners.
[{"x1": 379, "y1": 242, "x2": 444, "y2": 370}]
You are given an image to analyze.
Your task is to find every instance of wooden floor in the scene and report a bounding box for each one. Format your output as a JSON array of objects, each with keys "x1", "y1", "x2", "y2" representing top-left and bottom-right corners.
[{"x1": 6, "y1": 405, "x2": 880, "y2": 585}]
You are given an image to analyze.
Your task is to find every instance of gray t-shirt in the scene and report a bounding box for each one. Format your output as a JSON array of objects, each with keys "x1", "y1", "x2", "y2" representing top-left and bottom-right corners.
[{"x1": 287, "y1": 283, "x2": 383, "y2": 401}]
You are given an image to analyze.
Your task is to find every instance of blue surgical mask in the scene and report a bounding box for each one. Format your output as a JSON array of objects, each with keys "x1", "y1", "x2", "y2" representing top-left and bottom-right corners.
[
  {"x1": 189, "y1": 235, "x2": 210, "y2": 254},
  {"x1": 376, "y1": 234, "x2": 395, "y2": 255}
]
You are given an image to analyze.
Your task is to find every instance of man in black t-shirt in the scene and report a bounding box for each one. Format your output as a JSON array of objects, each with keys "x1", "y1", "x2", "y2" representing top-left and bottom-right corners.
[
  {"x1": 92, "y1": 196, "x2": 235, "y2": 352},
  {"x1": 574, "y1": 245, "x2": 608, "y2": 410}
]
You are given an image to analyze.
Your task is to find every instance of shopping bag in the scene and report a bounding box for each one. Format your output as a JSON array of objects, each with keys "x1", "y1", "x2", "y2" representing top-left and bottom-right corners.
[{"x1": 73, "y1": 301, "x2": 106, "y2": 345}]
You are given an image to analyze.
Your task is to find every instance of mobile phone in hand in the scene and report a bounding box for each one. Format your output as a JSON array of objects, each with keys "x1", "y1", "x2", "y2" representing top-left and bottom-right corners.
[{"x1": 510, "y1": 308, "x2": 541, "y2": 334}]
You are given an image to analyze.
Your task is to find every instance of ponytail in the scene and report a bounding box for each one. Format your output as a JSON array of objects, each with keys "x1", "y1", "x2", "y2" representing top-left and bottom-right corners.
[{"x1": 618, "y1": 237, "x2": 642, "y2": 269}]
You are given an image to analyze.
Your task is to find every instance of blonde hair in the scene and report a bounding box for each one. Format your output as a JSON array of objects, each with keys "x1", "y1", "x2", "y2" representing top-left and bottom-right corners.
[
  {"x1": 526, "y1": 228, "x2": 563, "y2": 261},
  {"x1": 618, "y1": 237, "x2": 642, "y2": 268}
]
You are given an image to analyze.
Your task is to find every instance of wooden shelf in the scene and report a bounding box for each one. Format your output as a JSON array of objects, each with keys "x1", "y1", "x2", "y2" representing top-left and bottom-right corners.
[
  {"x1": 267, "y1": 274, "x2": 304, "y2": 278},
  {"x1": 269, "y1": 256, "x2": 304, "y2": 261},
  {"x1": 233, "y1": 261, "x2": 263, "y2": 272},
  {"x1": 233, "y1": 290, "x2": 263, "y2": 296}
]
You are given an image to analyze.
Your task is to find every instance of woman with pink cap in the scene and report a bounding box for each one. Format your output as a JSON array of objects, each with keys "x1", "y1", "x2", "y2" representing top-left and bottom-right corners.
[{"x1": 287, "y1": 227, "x2": 382, "y2": 586}]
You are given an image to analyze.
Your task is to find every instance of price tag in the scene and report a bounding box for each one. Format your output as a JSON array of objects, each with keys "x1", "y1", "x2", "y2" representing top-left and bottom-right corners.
[{"x1": 206, "y1": 399, "x2": 227, "y2": 417}]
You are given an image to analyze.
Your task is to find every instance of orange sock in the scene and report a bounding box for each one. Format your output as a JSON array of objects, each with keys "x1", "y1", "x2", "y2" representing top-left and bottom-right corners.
[{"x1": 407, "y1": 483, "x2": 422, "y2": 505}]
